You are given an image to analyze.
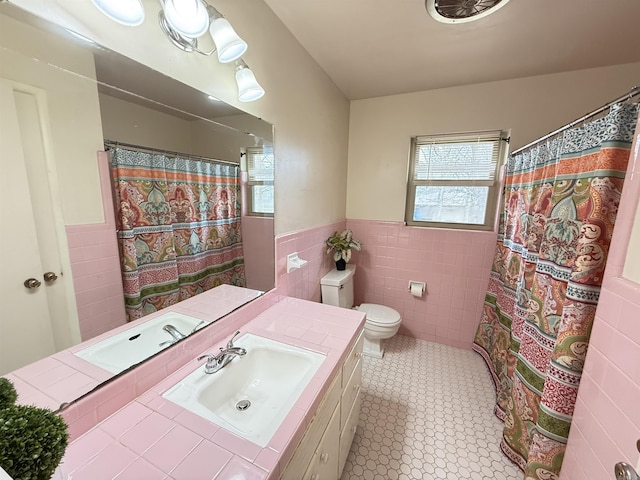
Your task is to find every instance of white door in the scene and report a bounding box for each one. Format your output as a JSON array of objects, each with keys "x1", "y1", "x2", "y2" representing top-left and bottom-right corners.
[{"x1": 0, "y1": 80, "x2": 79, "y2": 375}]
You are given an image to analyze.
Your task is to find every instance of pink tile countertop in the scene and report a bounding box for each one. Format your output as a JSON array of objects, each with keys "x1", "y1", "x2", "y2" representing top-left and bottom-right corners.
[
  {"x1": 5, "y1": 285, "x2": 264, "y2": 411},
  {"x1": 58, "y1": 297, "x2": 365, "y2": 479}
]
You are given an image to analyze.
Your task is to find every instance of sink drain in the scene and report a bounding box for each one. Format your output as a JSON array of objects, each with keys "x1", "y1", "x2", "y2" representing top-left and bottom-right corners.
[{"x1": 235, "y1": 399, "x2": 251, "y2": 411}]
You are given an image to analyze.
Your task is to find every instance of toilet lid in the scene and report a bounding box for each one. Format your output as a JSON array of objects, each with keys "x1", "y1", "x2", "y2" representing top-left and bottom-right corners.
[{"x1": 358, "y1": 303, "x2": 401, "y2": 326}]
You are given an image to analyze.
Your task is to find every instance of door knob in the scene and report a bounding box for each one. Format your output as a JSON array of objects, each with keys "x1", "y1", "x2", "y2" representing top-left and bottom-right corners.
[
  {"x1": 43, "y1": 272, "x2": 58, "y2": 282},
  {"x1": 24, "y1": 278, "x2": 42, "y2": 289},
  {"x1": 615, "y1": 462, "x2": 640, "y2": 480}
]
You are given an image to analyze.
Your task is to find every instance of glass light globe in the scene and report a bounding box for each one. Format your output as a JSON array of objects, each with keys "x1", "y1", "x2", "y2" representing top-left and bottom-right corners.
[
  {"x1": 209, "y1": 17, "x2": 248, "y2": 63},
  {"x1": 91, "y1": 0, "x2": 145, "y2": 26},
  {"x1": 236, "y1": 66, "x2": 265, "y2": 102},
  {"x1": 163, "y1": 0, "x2": 209, "y2": 38}
]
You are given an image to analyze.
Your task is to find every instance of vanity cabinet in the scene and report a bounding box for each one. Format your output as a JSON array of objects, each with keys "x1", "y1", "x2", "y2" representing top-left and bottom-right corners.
[{"x1": 281, "y1": 332, "x2": 364, "y2": 480}]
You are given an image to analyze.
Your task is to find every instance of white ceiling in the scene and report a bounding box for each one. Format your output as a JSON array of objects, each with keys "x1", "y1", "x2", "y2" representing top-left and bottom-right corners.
[{"x1": 263, "y1": 0, "x2": 640, "y2": 100}]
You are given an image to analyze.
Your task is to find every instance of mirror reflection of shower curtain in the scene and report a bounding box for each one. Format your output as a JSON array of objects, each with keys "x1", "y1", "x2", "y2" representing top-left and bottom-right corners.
[
  {"x1": 473, "y1": 102, "x2": 640, "y2": 480},
  {"x1": 110, "y1": 147, "x2": 245, "y2": 321}
]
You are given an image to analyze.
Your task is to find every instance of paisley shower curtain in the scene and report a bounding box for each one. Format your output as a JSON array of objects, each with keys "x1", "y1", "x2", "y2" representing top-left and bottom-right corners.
[
  {"x1": 110, "y1": 148, "x2": 245, "y2": 321},
  {"x1": 473, "y1": 102, "x2": 639, "y2": 480}
]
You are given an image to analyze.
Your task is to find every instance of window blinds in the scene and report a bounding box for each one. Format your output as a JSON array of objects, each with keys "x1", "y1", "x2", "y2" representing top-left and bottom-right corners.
[
  {"x1": 412, "y1": 131, "x2": 502, "y2": 185},
  {"x1": 246, "y1": 147, "x2": 274, "y2": 182}
]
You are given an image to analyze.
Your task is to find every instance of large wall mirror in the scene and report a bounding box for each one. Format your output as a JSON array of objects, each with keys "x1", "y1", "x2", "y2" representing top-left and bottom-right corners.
[{"x1": 0, "y1": 1, "x2": 275, "y2": 406}]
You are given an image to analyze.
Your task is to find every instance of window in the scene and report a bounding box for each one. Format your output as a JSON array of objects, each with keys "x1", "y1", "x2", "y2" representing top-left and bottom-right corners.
[
  {"x1": 245, "y1": 146, "x2": 274, "y2": 216},
  {"x1": 405, "y1": 130, "x2": 508, "y2": 230}
]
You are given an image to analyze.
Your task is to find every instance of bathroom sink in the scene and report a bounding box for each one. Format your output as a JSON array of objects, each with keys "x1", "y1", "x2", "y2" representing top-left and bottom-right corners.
[
  {"x1": 162, "y1": 334, "x2": 326, "y2": 447},
  {"x1": 74, "y1": 312, "x2": 206, "y2": 374}
]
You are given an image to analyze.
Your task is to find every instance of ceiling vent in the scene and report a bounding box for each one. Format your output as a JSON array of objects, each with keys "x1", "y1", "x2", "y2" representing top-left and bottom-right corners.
[{"x1": 425, "y1": 0, "x2": 511, "y2": 24}]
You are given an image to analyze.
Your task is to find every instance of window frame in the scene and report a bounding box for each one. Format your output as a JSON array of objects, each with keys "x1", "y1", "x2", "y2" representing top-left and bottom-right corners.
[
  {"x1": 404, "y1": 130, "x2": 509, "y2": 231},
  {"x1": 244, "y1": 146, "x2": 274, "y2": 217}
]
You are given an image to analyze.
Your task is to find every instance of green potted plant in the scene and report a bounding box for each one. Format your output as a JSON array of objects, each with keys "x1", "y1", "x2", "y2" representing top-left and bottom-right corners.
[
  {"x1": 326, "y1": 229, "x2": 362, "y2": 270},
  {"x1": 0, "y1": 378, "x2": 18, "y2": 410},
  {"x1": 0, "y1": 378, "x2": 69, "y2": 480}
]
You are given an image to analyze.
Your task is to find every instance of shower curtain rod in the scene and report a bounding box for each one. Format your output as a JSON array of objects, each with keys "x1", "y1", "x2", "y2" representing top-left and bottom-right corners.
[
  {"x1": 103, "y1": 139, "x2": 240, "y2": 167},
  {"x1": 510, "y1": 85, "x2": 640, "y2": 156}
]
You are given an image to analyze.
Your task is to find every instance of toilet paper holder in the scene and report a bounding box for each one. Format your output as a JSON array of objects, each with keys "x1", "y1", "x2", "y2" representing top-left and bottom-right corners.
[
  {"x1": 286, "y1": 252, "x2": 308, "y2": 273},
  {"x1": 408, "y1": 281, "x2": 426, "y2": 297}
]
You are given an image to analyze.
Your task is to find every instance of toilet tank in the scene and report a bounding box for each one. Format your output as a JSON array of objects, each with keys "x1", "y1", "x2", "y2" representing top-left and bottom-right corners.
[{"x1": 320, "y1": 265, "x2": 355, "y2": 308}]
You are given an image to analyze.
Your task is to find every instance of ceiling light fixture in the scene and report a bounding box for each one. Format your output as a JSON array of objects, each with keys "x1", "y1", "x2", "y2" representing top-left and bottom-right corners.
[
  {"x1": 92, "y1": 0, "x2": 264, "y2": 102},
  {"x1": 90, "y1": 0, "x2": 145, "y2": 26},
  {"x1": 426, "y1": 0, "x2": 511, "y2": 24},
  {"x1": 158, "y1": 5, "x2": 247, "y2": 63},
  {"x1": 235, "y1": 60, "x2": 265, "y2": 102}
]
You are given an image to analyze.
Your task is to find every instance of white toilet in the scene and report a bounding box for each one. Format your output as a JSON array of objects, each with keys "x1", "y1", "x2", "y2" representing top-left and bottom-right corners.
[{"x1": 320, "y1": 265, "x2": 402, "y2": 358}]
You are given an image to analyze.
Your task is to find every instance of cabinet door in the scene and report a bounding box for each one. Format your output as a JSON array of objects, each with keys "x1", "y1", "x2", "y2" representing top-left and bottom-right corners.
[
  {"x1": 302, "y1": 454, "x2": 319, "y2": 480},
  {"x1": 339, "y1": 388, "x2": 362, "y2": 474},
  {"x1": 307, "y1": 404, "x2": 340, "y2": 480},
  {"x1": 341, "y1": 357, "x2": 362, "y2": 430},
  {"x1": 342, "y1": 332, "x2": 364, "y2": 388},
  {"x1": 281, "y1": 373, "x2": 342, "y2": 480}
]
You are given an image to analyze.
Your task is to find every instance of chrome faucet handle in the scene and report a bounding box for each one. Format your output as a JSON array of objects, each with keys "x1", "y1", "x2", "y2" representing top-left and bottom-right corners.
[
  {"x1": 226, "y1": 346, "x2": 247, "y2": 356},
  {"x1": 190, "y1": 320, "x2": 206, "y2": 334},
  {"x1": 197, "y1": 353, "x2": 221, "y2": 374},
  {"x1": 213, "y1": 346, "x2": 229, "y2": 361},
  {"x1": 197, "y1": 353, "x2": 217, "y2": 364},
  {"x1": 226, "y1": 330, "x2": 241, "y2": 349},
  {"x1": 163, "y1": 324, "x2": 186, "y2": 340}
]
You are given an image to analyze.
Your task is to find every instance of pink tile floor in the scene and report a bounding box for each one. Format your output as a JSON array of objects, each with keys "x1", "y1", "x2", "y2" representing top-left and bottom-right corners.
[{"x1": 340, "y1": 335, "x2": 522, "y2": 480}]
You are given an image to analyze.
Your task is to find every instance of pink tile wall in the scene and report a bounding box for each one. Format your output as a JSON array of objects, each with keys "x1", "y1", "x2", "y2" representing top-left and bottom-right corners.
[
  {"x1": 274, "y1": 219, "x2": 497, "y2": 350},
  {"x1": 66, "y1": 151, "x2": 126, "y2": 341},
  {"x1": 560, "y1": 117, "x2": 640, "y2": 479},
  {"x1": 275, "y1": 220, "x2": 347, "y2": 301},
  {"x1": 347, "y1": 219, "x2": 497, "y2": 350}
]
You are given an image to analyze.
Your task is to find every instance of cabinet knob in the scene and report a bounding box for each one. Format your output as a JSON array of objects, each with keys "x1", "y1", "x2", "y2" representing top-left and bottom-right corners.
[
  {"x1": 351, "y1": 425, "x2": 357, "y2": 434},
  {"x1": 355, "y1": 352, "x2": 362, "y2": 359},
  {"x1": 353, "y1": 384, "x2": 359, "y2": 391},
  {"x1": 320, "y1": 453, "x2": 329, "y2": 464},
  {"x1": 311, "y1": 474, "x2": 320, "y2": 480}
]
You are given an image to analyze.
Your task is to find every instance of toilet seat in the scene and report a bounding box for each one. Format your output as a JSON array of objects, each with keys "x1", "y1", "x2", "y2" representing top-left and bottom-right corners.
[{"x1": 357, "y1": 303, "x2": 401, "y2": 327}]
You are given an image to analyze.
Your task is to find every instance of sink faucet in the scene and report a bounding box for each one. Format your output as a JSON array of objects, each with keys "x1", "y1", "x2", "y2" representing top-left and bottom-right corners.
[
  {"x1": 197, "y1": 331, "x2": 247, "y2": 374},
  {"x1": 159, "y1": 321, "x2": 207, "y2": 347},
  {"x1": 159, "y1": 324, "x2": 187, "y2": 347},
  {"x1": 164, "y1": 324, "x2": 186, "y2": 341}
]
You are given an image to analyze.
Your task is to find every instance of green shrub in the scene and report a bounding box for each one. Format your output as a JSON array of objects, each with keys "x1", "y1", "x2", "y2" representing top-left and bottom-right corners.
[
  {"x1": 0, "y1": 404, "x2": 69, "y2": 480},
  {"x1": 0, "y1": 378, "x2": 18, "y2": 410}
]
